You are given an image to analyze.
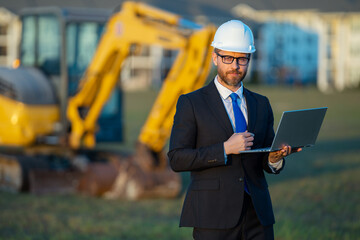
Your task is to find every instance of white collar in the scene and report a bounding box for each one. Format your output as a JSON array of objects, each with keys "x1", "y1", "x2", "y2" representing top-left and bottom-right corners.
[{"x1": 214, "y1": 76, "x2": 244, "y2": 101}]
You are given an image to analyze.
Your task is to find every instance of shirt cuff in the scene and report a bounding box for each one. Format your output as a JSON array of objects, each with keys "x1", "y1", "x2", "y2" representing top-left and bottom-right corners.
[{"x1": 268, "y1": 159, "x2": 283, "y2": 173}]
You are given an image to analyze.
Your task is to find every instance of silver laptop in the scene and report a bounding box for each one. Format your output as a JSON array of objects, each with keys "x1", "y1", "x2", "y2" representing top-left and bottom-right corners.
[{"x1": 240, "y1": 107, "x2": 328, "y2": 153}]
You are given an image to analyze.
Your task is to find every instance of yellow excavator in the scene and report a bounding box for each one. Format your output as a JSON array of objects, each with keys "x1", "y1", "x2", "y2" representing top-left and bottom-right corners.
[{"x1": 0, "y1": 2, "x2": 215, "y2": 199}]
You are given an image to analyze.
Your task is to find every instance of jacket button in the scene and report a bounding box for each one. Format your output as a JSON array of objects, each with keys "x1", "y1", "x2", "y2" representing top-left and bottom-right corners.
[{"x1": 239, "y1": 178, "x2": 243, "y2": 182}]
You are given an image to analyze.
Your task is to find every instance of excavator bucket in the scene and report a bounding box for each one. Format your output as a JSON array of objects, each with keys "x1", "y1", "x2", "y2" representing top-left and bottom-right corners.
[
  {"x1": 77, "y1": 161, "x2": 119, "y2": 196},
  {"x1": 29, "y1": 169, "x2": 81, "y2": 194},
  {"x1": 0, "y1": 153, "x2": 81, "y2": 194},
  {"x1": 76, "y1": 147, "x2": 181, "y2": 200}
]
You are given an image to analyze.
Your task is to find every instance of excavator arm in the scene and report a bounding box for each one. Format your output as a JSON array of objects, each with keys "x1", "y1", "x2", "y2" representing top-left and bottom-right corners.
[
  {"x1": 67, "y1": 1, "x2": 215, "y2": 152},
  {"x1": 138, "y1": 23, "x2": 214, "y2": 153},
  {"x1": 67, "y1": 2, "x2": 215, "y2": 198}
]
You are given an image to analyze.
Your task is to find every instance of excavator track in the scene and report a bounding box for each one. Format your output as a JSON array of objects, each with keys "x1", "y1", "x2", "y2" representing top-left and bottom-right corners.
[
  {"x1": 0, "y1": 152, "x2": 81, "y2": 194},
  {"x1": 0, "y1": 154, "x2": 22, "y2": 192},
  {"x1": 0, "y1": 146, "x2": 181, "y2": 199}
]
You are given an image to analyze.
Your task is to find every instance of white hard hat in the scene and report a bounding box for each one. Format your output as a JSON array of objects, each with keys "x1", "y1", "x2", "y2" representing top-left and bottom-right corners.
[{"x1": 211, "y1": 20, "x2": 256, "y2": 53}]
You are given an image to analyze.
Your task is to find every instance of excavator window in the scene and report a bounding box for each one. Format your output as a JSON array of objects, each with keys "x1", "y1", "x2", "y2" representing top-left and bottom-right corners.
[
  {"x1": 18, "y1": 9, "x2": 122, "y2": 143},
  {"x1": 66, "y1": 22, "x2": 105, "y2": 96},
  {"x1": 21, "y1": 14, "x2": 60, "y2": 76},
  {"x1": 20, "y1": 16, "x2": 36, "y2": 66},
  {"x1": 20, "y1": 13, "x2": 106, "y2": 96}
]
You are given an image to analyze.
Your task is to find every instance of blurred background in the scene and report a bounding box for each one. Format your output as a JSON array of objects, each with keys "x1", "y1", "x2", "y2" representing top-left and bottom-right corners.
[
  {"x1": 0, "y1": 0, "x2": 359, "y2": 239},
  {"x1": 2, "y1": 0, "x2": 360, "y2": 92}
]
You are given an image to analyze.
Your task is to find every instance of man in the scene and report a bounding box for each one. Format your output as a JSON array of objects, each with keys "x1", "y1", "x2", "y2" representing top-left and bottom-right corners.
[{"x1": 168, "y1": 20, "x2": 301, "y2": 240}]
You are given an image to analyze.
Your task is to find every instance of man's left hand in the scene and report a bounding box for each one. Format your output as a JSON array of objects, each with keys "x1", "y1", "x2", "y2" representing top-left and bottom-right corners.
[{"x1": 268, "y1": 146, "x2": 302, "y2": 163}]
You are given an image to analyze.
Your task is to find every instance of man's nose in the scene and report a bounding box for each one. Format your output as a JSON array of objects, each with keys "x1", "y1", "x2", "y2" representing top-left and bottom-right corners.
[{"x1": 230, "y1": 60, "x2": 240, "y2": 69}]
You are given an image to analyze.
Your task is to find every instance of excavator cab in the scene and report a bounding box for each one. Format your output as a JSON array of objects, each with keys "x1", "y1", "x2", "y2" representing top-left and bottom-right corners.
[{"x1": 19, "y1": 7, "x2": 123, "y2": 144}]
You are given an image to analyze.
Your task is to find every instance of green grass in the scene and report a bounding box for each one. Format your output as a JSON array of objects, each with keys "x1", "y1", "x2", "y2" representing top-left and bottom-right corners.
[
  {"x1": 0, "y1": 85, "x2": 359, "y2": 240},
  {"x1": 254, "y1": 85, "x2": 360, "y2": 240}
]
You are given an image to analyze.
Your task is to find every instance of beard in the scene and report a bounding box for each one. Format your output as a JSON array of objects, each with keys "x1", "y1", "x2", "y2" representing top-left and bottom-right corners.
[{"x1": 217, "y1": 68, "x2": 247, "y2": 87}]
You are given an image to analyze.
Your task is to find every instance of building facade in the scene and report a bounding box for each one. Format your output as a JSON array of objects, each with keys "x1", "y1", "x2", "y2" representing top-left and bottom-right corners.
[
  {"x1": 0, "y1": 8, "x2": 21, "y2": 67},
  {"x1": 233, "y1": 4, "x2": 360, "y2": 92},
  {"x1": 2, "y1": 3, "x2": 360, "y2": 92}
]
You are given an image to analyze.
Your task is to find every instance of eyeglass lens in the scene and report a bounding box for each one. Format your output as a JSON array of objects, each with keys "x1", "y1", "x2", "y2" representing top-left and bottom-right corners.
[{"x1": 217, "y1": 53, "x2": 249, "y2": 66}]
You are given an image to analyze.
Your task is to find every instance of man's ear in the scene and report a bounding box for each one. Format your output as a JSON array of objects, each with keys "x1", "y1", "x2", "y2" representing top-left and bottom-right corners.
[{"x1": 212, "y1": 51, "x2": 218, "y2": 66}]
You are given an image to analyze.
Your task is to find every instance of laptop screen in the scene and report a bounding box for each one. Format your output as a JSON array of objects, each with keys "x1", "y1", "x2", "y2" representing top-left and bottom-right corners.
[{"x1": 271, "y1": 107, "x2": 327, "y2": 150}]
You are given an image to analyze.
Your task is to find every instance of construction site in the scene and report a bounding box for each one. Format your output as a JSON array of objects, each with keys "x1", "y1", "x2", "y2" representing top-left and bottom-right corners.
[
  {"x1": 0, "y1": 1, "x2": 216, "y2": 198},
  {"x1": 0, "y1": 1, "x2": 359, "y2": 239}
]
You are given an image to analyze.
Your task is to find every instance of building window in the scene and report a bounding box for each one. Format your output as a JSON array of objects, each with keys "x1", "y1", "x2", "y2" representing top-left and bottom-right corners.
[
  {"x1": 351, "y1": 18, "x2": 360, "y2": 32},
  {"x1": 293, "y1": 36, "x2": 298, "y2": 45},
  {"x1": 0, "y1": 46, "x2": 7, "y2": 56},
  {"x1": 307, "y1": 53, "x2": 313, "y2": 62},
  {"x1": 0, "y1": 25, "x2": 7, "y2": 35},
  {"x1": 350, "y1": 45, "x2": 360, "y2": 57},
  {"x1": 292, "y1": 54, "x2": 298, "y2": 64},
  {"x1": 307, "y1": 35, "x2": 313, "y2": 45}
]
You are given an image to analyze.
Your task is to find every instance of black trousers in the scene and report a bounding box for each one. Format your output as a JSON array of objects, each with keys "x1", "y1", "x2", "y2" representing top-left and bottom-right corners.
[{"x1": 192, "y1": 193, "x2": 274, "y2": 240}]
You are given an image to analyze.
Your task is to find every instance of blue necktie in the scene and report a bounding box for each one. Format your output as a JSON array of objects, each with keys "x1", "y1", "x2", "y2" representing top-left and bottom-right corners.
[
  {"x1": 230, "y1": 93, "x2": 250, "y2": 194},
  {"x1": 230, "y1": 93, "x2": 247, "y2": 133}
]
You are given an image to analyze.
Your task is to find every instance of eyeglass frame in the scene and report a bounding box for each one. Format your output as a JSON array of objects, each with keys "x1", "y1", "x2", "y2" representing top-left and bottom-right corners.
[{"x1": 215, "y1": 52, "x2": 250, "y2": 66}]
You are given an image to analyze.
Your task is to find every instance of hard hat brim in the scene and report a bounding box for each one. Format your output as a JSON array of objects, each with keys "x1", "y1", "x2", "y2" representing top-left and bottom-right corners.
[{"x1": 211, "y1": 44, "x2": 256, "y2": 54}]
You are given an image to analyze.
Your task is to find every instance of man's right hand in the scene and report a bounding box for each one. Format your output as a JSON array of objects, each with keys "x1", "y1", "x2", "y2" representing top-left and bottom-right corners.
[{"x1": 224, "y1": 131, "x2": 254, "y2": 155}]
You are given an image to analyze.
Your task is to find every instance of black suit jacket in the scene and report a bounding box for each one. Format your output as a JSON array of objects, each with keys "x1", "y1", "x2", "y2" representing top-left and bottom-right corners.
[{"x1": 168, "y1": 80, "x2": 284, "y2": 229}]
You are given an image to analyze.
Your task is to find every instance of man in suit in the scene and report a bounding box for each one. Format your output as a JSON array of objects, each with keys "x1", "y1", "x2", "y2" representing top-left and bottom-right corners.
[{"x1": 168, "y1": 20, "x2": 301, "y2": 240}]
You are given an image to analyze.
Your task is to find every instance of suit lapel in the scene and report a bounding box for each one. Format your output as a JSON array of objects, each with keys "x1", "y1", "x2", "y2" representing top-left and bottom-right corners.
[
  {"x1": 202, "y1": 81, "x2": 234, "y2": 137},
  {"x1": 243, "y1": 88, "x2": 257, "y2": 133}
]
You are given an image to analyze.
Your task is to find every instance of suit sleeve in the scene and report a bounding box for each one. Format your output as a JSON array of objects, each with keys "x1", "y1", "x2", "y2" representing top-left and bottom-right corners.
[
  {"x1": 168, "y1": 95, "x2": 226, "y2": 172},
  {"x1": 261, "y1": 96, "x2": 285, "y2": 174}
]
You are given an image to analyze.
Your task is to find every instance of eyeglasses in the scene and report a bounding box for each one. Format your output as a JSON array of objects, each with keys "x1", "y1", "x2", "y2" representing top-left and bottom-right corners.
[{"x1": 215, "y1": 52, "x2": 250, "y2": 66}]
